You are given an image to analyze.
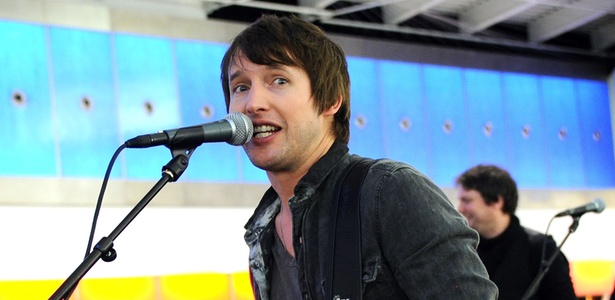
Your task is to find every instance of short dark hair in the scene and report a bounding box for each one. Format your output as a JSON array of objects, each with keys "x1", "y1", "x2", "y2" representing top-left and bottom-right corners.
[
  {"x1": 456, "y1": 164, "x2": 518, "y2": 215},
  {"x1": 220, "y1": 14, "x2": 351, "y2": 144}
]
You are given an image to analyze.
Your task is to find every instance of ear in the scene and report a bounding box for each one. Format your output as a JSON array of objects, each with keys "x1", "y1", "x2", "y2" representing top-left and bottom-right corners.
[
  {"x1": 323, "y1": 95, "x2": 343, "y2": 117},
  {"x1": 493, "y1": 196, "x2": 505, "y2": 212}
]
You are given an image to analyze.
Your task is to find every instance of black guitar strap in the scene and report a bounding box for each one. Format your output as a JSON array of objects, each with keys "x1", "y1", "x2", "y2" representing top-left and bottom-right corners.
[{"x1": 325, "y1": 158, "x2": 375, "y2": 300}]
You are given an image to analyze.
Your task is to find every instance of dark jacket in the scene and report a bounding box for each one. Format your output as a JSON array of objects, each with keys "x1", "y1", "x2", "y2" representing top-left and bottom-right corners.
[
  {"x1": 478, "y1": 215, "x2": 577, "y2": 300},
  {"x1": 244, "y1": 142, "x2": 498, "y2": 299}
]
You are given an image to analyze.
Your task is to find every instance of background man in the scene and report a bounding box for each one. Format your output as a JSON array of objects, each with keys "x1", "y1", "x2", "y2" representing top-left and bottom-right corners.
[{"x1": 456, "y1": 164, "x2": 577, "y2": 300}]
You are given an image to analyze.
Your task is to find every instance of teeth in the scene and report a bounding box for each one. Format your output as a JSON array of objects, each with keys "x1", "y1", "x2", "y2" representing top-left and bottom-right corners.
[
  {"x1": 254, "y1": 125, "x2": 278, "y2": 133},
  {"x1": 253, "y1": 125, "x2": 279, "y2": 138},
  {"x1": 255, "y1": 132, "x2": 274, "y2": 138}
]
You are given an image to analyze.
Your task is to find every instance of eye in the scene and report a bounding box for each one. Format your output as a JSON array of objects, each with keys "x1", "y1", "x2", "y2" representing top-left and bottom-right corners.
[
  {"x1": 273, "y1": 78, "x2": 288, "y2": 86},
  {"x1": 233, "y1": 84, "x2": 249, "y2": 93}
]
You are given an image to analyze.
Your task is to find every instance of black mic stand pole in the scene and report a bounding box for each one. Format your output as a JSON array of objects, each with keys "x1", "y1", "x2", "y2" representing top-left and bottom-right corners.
[
  {"x1": 521, "y1": 216, "x2": 580, "y2": 300},
  {"x1": 49, "y1": 148, "x2": 193, "y2": 300}
]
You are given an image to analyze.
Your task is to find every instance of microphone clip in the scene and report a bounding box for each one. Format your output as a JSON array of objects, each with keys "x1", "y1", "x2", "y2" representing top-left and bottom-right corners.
[{"x1": 163, "y1": 147, "x2": 195, "y2": 182}]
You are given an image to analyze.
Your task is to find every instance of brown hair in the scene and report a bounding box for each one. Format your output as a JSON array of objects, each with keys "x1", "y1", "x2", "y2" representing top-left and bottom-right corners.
[
  {"x1": 456, "y1": 164, "x2": 519, "y2": 214},
  {"x1": 220, "y1": 14, "x2": 351, "y2": 144}
]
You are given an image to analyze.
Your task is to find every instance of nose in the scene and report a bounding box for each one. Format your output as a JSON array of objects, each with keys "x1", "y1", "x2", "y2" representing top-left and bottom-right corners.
[{"x1": 245, "y1": 85, "x2": 269, "y2": 114}]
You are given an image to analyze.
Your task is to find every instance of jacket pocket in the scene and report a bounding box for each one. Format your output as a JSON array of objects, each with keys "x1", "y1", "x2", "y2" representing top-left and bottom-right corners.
[{"x1": 362, "y1": 256, "x2": 399, "y2": 298}]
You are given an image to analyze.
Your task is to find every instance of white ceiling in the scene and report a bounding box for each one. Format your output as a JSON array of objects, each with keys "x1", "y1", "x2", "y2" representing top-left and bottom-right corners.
[{"x1": 59, "y1": 0, "x2": 615, "y2": 61}]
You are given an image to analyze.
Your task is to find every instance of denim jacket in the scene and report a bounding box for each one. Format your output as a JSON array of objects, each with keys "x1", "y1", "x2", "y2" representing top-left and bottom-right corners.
[{"x1": 244, "y1": 142, "x2": 498, "y2": 299}]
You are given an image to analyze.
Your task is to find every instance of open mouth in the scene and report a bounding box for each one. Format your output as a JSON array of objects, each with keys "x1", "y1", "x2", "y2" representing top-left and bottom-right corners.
[{"x1": 253, "y1": 125, "x2": 281, "y2": 138}]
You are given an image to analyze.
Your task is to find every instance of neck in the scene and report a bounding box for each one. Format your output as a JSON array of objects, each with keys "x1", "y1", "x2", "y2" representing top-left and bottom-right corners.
[
  {"x1": 268, "y1": 136, "x2": 335, "y2": 203},
  {"x1": 482, "y1": 213, "x2": 511, "y2": 239}
]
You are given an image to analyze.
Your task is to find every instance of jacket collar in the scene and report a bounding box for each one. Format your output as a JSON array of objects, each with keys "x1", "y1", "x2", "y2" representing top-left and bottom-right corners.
[
  {"x1": 292, "y1": 141, "x2": 349, "y2": 200},
  {"x1": 245, "y1": 141, "x2": 349, "y2": 229}
]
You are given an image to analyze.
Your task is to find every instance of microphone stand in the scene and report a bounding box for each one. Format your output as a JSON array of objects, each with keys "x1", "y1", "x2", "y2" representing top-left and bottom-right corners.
[
  {"x1": 521, "y1": 216, "x2": 580, "y2": 300},
  {"x1": 49, "y1": 148, "x2": 194, "y2": 300}
]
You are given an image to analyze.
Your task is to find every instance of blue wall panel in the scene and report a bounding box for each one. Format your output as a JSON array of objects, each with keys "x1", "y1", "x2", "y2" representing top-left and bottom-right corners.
[
  {"x1": 464, "y1": 69, "x2": 510, "y2": 168},
  {"x1": 114, "y1": 33, "x2": 180, "y2": 180},
  {"x1": 378, "y1": 60, "x2": 430, "y2": 175},
  {"x1": 501, "y1": 73, "x2": 548, "y2": 187},
  {"x1": 540, "y1": 76, "x2": 585, "y2": 188},
  {"x1": 1, "y1": 20, "x2": 614, "y2": 188},
  {"x1": 175, "y1": 40, "x2": 266, "y2": 183},
  {"x1": 575, "y1": 80, "x2": 615, "y2": 187},
  {"x1": 347, "y1": 57, "x2": 385, "y2": 159},
  {"x1": 50, "y1": 27, "x2": 120, "y2": 178},
  {"x1": 0, "y1": 22, "x2": 56, "y2": 176},
  {"x1": 174, "y1": 40, "x2": 245, "y2": 182},
  {"x1": 423, "y1": 65, "x2": 471, "y2": 186}
]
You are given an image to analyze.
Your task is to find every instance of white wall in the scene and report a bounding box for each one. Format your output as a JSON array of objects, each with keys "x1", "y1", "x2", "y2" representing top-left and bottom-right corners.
[{"x1": 0, "y1": 206, "x2": 612, "y2": 281}]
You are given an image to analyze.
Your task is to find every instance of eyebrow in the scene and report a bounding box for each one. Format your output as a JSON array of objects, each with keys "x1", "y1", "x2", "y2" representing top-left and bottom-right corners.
[
  {"x1": 229, "y1": 70, "x2": 242, "y2": 83},
  {"x1": 229, "y1": 64, "x2": 289, "y2": 83}
]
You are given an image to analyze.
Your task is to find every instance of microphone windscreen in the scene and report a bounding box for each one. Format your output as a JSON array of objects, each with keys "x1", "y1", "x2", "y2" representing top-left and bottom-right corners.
[
  {"x1": 226, "y1": 112, "x2": 254, "y2": 145},
  {"x1": 594, "y1": 198, "x2": 606, "y2": 213}
]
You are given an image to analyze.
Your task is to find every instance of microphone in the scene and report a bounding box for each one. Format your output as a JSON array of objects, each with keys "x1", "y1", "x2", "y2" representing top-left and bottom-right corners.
[
  {"x1": 554, "y1": 199, "x2": 606, "y2": 218},
  {"x1": 124, "y1": 112, "x2": 253, "y2": 148}
]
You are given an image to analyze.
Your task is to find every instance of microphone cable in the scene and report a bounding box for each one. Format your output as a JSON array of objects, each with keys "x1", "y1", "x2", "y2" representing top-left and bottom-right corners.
[{"x1": 84, "y1": 143, "x2": 126, "y2": 257}]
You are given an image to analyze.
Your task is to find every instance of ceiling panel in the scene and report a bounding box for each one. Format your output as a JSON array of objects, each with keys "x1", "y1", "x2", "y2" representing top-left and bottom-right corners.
[{"x1": 54, "y1": 0, "x2": 615, "y2": 63}]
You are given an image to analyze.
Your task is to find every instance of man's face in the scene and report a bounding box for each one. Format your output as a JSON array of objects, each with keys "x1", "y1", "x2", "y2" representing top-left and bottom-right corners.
[
  {"x1": 227, "y1": 55, "x2": 335, "y2": 174},
  {"x1": 456, "y1": 186, "x2": 499, "y2": 236}
]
